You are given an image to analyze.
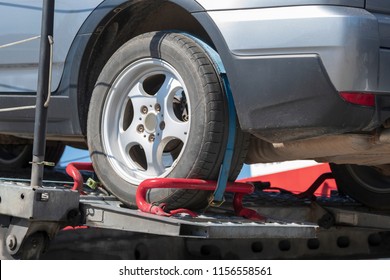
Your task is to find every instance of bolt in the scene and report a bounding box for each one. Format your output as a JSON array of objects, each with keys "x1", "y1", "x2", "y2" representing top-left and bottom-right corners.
[
  {"x1": 155, "y1": 103, "x2": 161, "y2": 112},
  {"x1": 149, "y1": 134, "x2": 155, "y2": 142},
  {"x1": 183, "y1": 115, "x2": 189, "y2": 121},
  {"x1": 159, "y1": 121, "x2": 165, "y2": 130},
  {"x1": 141, "y1": 106, "x2": 148, "y2": 114},
  {"x1": 137, "y1": 124, "x2": 145, "y2": 133},
  {"x1": 6, "y1": 235, "x2": 17, "y2": 251}
]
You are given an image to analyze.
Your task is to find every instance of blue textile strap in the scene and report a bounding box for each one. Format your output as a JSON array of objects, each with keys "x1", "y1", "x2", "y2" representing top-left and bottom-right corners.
[
  {"x1": 212, "y1": 74, "x2": 236, "y2": 204},
  {"x1": 185, "y1": 33, "x2": 236, "y2": 205}
]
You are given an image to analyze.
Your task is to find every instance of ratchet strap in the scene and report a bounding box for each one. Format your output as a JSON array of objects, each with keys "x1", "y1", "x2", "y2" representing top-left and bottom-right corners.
[{"x1": 186, "y1": 34, "x2": 237, "y2": 205}]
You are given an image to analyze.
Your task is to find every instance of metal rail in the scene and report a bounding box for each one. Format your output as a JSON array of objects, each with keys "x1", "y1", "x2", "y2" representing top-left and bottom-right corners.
[{"x1": 31, "y1": 0, "x2": 55, "y2": 187}]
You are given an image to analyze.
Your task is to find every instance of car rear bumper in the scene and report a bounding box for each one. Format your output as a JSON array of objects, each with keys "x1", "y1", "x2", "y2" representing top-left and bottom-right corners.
[{"x1": 205, "y1": 6, "x2": 390, "y2": 142}]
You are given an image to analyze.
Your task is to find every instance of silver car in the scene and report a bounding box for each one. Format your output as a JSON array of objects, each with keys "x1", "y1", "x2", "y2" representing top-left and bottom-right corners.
[{"x1": 1, "y1": 0, "x2": 390, "y2": 209}]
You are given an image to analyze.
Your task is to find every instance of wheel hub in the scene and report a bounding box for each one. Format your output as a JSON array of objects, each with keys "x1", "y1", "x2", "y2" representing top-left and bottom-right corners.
[{"x1": 144, "y1": 112, "x2": 158, "y2": 133}]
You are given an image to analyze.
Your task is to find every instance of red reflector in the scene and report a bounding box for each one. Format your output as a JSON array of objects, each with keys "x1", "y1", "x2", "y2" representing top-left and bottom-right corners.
[{"x1": 340, "y1": 92, "x2": 375, "y2": 107}]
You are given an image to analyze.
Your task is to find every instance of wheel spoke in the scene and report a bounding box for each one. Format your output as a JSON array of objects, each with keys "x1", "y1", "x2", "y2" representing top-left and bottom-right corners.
[
  {"x1": 127, "y1": 81, "x2": 144, "y2": 98},
  {"x1": 119, "y1": 118, "x2": 166, "y2": 176},
  {"x1": 127, "y1": 83, "x2": 157, "y2": 117},
  {"x1": 161, "y1": 113, "x2": 189, "y2": 143},
  {"x1": 118, "y1": 125, "x2": 146, "y2": 151},
  {"x1": 155, "y1": 74, "x2": 182, "y2": 105},
  {"x1": 152, "y1": 73, "x2": 189, "y2": 142},
  {"x1": 142, "y1": 139, "x2": 165, "y2": 176}
]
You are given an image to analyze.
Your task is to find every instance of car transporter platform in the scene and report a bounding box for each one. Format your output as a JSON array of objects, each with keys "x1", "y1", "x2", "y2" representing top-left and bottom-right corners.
[
  {"x1": 1, "y1": 0, "x2": 390, "y2": 260},
  {"x1": 1, "y1": 162, "x2": 390, "y2": 259}
]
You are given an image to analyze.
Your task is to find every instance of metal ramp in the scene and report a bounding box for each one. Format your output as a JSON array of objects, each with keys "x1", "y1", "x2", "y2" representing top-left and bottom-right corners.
[{"x1": 80, "y1": 196, "x2": 318, "y2": 239}]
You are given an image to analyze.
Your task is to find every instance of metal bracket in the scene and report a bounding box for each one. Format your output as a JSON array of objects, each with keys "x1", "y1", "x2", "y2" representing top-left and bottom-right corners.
[
  {"x1": 29, "y1": 161, "x2": 55, "y2": 167},
  {"x1": 4, "y1": 218, "x2": 57, "y2": 259},
  {"x1": 5, "y1": 218, "x2": 29, "y2": 255},
  {"x1": 207, "y1": 195, "x2": 226, "y2": 207},
  {"x1": 0, "y1": 182, "x2": 80, "y2": 221}
]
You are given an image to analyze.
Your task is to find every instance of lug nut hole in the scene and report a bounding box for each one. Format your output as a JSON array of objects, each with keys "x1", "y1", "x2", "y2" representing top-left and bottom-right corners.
[
  {"x1": 141, "y1": 106, "x2": 148, "y2": 114},
  {"x1": 137, "y1": 125, "x2": 145, "y2": 133}
]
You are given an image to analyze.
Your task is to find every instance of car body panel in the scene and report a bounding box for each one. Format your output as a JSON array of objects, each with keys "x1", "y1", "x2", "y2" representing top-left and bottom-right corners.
[
  {"x1": 0, "y1": 0, "x2": 389, "y2": 143},
  {"x1": 195, "y1": 5, "x2": 390, "y2": 141},
  {"x1": 206, "y1": 6, "x2": 380, "y2": 93},
  {"x1": 195, "y1": 0, "x2": 365, "y2": 10},
  {"x1": 366, "y1": 0, "x2": 390, "y2": 14},
  {"x1": 0, "y1": 0, "x2": 102, "y2": 93}
]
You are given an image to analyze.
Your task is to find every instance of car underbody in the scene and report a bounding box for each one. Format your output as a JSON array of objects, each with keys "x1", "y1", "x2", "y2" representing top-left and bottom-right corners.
[{"x1": 246, "y1": 131, "x2": 390, "y2": 167}]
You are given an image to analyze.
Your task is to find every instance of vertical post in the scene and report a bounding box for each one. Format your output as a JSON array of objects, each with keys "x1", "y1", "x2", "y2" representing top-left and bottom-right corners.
[{"x1": 31, "y1": 0, "x2": 55, "y2": 188}]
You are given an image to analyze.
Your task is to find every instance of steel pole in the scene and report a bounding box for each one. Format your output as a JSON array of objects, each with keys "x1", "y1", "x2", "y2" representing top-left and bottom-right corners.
[{"x1": 31, "y1": 0, "x2": 55, "y2": 187}]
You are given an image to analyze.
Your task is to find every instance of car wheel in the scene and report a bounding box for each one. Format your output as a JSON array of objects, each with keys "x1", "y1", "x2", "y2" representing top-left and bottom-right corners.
[
  {"x1": 330, "y1": 163, "x2": 390, "y2": 209},
  {"x1": 0, "y1": 144, "x2": 32, "y2": 168},
  {"x1": 87, "y1": 32, "x2": 249, "y2": 209},
  {"x1": 0, "y1": 142, "x2": 65, "y2": 169}
]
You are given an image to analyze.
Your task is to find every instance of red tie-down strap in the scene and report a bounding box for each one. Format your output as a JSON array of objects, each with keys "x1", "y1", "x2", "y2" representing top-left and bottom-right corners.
[{"x1": 136, "y1": 178, "x2": 266, "y2": 221}]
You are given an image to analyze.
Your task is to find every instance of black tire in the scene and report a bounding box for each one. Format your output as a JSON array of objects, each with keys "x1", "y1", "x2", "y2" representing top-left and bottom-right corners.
[
  {"x1": 330, "y1": 163, "x2": 390, "y2": 210},
  {"x1": 45, "y1": 142, "x2": 66, "y2": 166},
  {"x1": 0, "y1": 144, "x2": 32, "y2": 168},
  {"x1": 87, "y1": 32, "x2": 249, "y2": 209},
  {"x1": 0, "y1": 142, "x2": 65, "y2": 169}
]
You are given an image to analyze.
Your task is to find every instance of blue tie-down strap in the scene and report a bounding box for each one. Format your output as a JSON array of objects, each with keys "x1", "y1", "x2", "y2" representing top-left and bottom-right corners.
[
  {"x1": 212, "y1": 74, "x2": 236, "y2": 204},
  {"x1": 185, "y1": 33, "x2": 236, "y2": 205}
]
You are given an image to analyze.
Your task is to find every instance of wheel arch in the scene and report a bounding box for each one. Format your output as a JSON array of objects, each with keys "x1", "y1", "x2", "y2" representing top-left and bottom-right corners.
[{"x1": 58, "y1": 0, "x2": 232, "y2": 136}]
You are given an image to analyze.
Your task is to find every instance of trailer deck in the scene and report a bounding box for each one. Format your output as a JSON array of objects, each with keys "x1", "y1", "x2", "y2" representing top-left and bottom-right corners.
[{"x1": 1, "y1": 174, "x2": 390, "y2": 259}]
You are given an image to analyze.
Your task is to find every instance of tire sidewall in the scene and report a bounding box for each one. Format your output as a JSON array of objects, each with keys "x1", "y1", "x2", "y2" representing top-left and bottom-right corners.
[
  {"x1": 331, "y1": 163, "x2": 390, "y2": 210},
  {"x1": 0, "y1": 144, "x2": 32, "y2": 168}
]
